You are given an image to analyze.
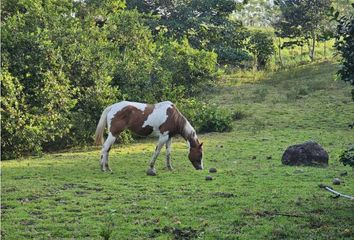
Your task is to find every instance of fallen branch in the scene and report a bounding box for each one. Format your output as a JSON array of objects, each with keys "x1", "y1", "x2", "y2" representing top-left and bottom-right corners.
[{"x1": 319, "y1": 184, "x2": 354, "y2": 200}]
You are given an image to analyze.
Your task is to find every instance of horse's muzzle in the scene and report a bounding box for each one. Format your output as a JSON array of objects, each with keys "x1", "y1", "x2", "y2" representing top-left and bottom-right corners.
[{"x1": 195, "y1": 165, "x2": 203, "y2": 170}]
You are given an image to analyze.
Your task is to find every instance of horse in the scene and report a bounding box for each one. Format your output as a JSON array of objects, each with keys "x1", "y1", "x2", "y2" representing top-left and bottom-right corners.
[{"x1": 94, "y1": 101, "x2": 204, "y2": 172}]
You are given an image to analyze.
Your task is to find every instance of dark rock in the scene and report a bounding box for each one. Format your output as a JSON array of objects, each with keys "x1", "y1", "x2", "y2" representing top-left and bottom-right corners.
[
  {"x1": 205, "y1": 176, "x2": 213, "y2": 181},
  {"x1": 340, "y1": 171, "x2": 348, "y2": 177},
  {"x1": 332, "y1": 178, "x2": 343, "y2": 185},
  {"x1": 266, "y1": 156, "x2": 272, "y2": 160},
  {"x1": 209, "y1": 168, "x2": 217, "y2": 173},
  {"x1": 281, "y1": 141, "x2": 328, "y2": 167},
  {"x1": 252, "y1": 156, "x2": 257, "y2": 160},
  {"x1": 146, "y1": 168, "x2": 156, "y2": 176}
]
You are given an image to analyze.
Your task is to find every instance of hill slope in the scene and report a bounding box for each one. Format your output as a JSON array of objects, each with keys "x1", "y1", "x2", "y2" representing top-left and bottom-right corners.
[{"x1": 2, "y1": 61, "x2": 354, "y2": 239}]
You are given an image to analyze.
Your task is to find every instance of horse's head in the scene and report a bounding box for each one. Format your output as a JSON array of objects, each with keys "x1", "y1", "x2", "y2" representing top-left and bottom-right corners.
[{"x1": 188, "y1": 142, "x2": 203, "y2": 170}]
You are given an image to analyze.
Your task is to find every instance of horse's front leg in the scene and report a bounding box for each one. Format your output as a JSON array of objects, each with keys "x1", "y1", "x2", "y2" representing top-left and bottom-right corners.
[
  {"x1": 149, "y1": 134, "x2": 169, "y2": 170},
  {"x1": 165, "y1": 137, "x2": 173, "y2": 170}
]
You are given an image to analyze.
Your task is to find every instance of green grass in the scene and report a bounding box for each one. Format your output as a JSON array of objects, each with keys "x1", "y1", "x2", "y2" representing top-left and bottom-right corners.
[{"x1": 2, "y1": 61, "x2": 354, "y2": 239}]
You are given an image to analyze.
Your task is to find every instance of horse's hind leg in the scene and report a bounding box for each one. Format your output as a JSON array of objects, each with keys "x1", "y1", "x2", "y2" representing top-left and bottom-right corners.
[
  {"x1": 100, "y1": 132, "x2": 116, "y2": 172},
  {"x1": 165, "y1": 137, "x2": 173, "y2": 170}
]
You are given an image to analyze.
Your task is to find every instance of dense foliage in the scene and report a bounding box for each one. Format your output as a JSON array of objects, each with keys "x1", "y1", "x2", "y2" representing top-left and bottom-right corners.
[
  {"x1": 0, "y1": 0, "x2": 222, "y2": 159},
  {"x1": 334, "y1": 4, "x2": 354, "y2": 100},
  {"x1": 127, "y1": 0, "x2": 251, "y2": 65},
  {"x1": 2, "y1": 0, "x2": 351, "y2": 159}
]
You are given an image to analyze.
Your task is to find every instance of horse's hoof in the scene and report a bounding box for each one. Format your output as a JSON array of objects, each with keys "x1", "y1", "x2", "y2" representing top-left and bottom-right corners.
[{"x1": 147, "y1": 168, "x2": 156, "y2": 176}]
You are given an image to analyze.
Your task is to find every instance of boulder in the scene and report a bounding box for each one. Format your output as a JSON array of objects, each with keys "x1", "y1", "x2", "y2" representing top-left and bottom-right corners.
[{"x1": 281, "y1": 141, "x2": 328, "y2": 167}]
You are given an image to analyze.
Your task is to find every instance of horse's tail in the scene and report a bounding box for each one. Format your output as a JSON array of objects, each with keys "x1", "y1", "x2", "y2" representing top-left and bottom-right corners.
[{"x1": 95, "y1": 106, "x2": 112, "y2": 145}]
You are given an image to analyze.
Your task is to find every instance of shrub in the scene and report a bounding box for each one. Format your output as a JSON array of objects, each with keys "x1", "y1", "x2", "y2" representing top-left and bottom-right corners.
[
  {"x1": 247, "y1": 30, "x2": 275, "y2": 70},
  {"x1": 178, "y1": 99, "x2": 233, "y2": 133},
  {"x1": 158, "y1": 38, "x2": 219, "y2": 97},
  {"x1": 339, "y1": 147, "x2": 354, "y2": 169}
]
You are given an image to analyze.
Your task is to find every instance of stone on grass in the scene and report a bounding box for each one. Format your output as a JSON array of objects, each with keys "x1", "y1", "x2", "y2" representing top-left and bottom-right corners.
[
  {"x1": 205, "y1": 176, "x2": 213, "y2": 181},
  {"x1": 281, "y1": 141, "x2": 328, "y2": 167},
  {"x1": 209, "y1": 168, "x2": 217, "y2": 173},
  {"x1": 340, "y1": 171, "x2": 348, "y2": 177},
  {"x1": 332, "y1": 178, "x2": 343, "y2": 185},
  {"x1": 146, "y1": 168, "x2": 156, "y2": 176}
]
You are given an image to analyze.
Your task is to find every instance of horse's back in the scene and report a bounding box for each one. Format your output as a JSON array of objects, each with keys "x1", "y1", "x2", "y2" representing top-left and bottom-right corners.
[{"x1": 107, "y1": 101, "x2": 177, "y2": 136}]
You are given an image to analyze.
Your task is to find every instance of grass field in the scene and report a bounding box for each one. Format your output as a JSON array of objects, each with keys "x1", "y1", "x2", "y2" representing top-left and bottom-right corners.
[{"x1": 1, "y1": 61, "x2": 354, "y2": 239}]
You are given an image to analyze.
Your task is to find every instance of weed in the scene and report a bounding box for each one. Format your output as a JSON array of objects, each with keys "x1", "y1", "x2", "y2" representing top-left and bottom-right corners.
[
  {"x1": 231, "y1": 110, "x2": 247, "y2": 120},
  {"x1": 99, "y1": 210, "x2": 117, "y2": 240}
]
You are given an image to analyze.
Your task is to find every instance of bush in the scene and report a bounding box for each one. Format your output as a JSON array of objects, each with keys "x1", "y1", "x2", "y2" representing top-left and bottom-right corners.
[
  {"x1": 339, "y1": 147, "x2": 354, "y2": 169},
  {"x1": 178, "y1": 99, "x2": 233, "y2": 133},
  {"x1": 158, "y1": 38, "x2": 219, "y2": 97},
  {"x1": 247, "y1": 30, "x2": 275, "y2": 70}
]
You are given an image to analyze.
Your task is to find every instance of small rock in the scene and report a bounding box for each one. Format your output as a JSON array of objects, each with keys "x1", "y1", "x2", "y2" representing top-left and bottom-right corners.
[
  {"x1": 293, "y1": 169, "x2": 304, "y2": 174},
  {"x1": 205, "y1": 176, "x2": 213, "y2": 181},
  {"x1": 209, "y1": 168, "x2": 217, "y2": 173},
  {"x1": 340, "y1": 171, "x2": 348, "y2": 177},
  {"x1": 332, "y1": 178, "x2": 343, "y2": 185},
  {"x1": 252, "y1": 156, "x2": 257, "y2": 160},
  {"x1": 266, "y1": 156, "x2": 272, "y2": 160},
  {"x1": 146, "y1": 168, "x2": 156, "y2": 176}
]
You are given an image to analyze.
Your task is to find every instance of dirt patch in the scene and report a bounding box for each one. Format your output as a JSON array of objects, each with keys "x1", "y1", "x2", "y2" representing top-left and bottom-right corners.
[
  {"x1": 13, "y1": 176, "x2": 30, "y2": 180},
  {"x1": 151, "y1": 226, "x2": 200, "y2": 239},
  {"x1": 20, "y1": 220, "x2": 35, "y2": 226},
  {"x1": 61, "y1": 183, "x2": 79, "y2": 190},
  {"x1": 17, "y1": 196, "x2": 40, "y2": 204},
  {"x1": 75, "y1": 191, "x2": 89, "y2": 196},
  {"x1": 243, "y1": 209, "x2": 305, "y2": 218},
  {"x1": 212, "y1": 192, "x2": 236, "y2": 198}
]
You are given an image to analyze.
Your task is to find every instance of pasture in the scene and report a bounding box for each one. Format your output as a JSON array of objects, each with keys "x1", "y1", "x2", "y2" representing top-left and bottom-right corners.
[{"x1": 1, "y1": 61, "x2": 354, "y2": 239}]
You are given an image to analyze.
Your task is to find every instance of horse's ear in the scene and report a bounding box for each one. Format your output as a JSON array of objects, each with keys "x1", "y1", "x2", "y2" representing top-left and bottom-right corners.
[{"x1": 199, "y1": 142, "x2": 203, "y2": 149}]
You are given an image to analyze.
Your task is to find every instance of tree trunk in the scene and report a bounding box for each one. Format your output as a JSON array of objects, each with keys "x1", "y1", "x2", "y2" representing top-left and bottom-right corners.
[
  {"x1": 278, "y1": 38, "x2": 284, "y2": 67},
  {"x1": 309, "y1": 32, "x2": 316, "y2": 62}
]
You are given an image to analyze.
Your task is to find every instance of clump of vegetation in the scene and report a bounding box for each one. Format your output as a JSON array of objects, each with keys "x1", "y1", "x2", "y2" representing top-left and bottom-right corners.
[
  {"x1": 247, "y1": 30, "x2": 274, "y2": 70},
  {"x1": 231, "y1": 110, "x2": 247, "y2": 121},
  {"x1": 252, "y1": 87, "x2": 269, "y2": 102},
  {"x1": 334, "y1": 4, "x2": 354, "y2": 100},
  {"x1": 339, "y1": 147, "x2": 354, "y2": 169},
  {"x1": 178, "y1": 99, "x2": 233, "y2": 133},
  {"x1": 99, "y1": 210, "x2": 116, "y2": 240}
]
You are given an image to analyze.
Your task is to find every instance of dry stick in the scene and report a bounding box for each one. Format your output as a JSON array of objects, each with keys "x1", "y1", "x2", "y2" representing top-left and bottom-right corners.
[{"x1": 319, "y1": 184, "x2": 354, "y2": 200}]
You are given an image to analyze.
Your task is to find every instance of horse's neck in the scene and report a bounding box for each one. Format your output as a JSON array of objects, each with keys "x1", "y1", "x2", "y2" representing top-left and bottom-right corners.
[{"x1": 181, "y1": 120, "x2": 198, "y2": 147}]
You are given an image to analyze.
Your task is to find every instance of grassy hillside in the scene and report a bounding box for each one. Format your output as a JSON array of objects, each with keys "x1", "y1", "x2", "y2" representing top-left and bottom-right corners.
[{"x1": 2, "y1": 61, "x2": 353, "y2": 239}]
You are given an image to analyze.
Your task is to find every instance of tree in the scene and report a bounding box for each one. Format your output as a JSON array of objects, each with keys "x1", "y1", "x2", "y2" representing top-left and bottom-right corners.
[
  {"x1": 274, "y1": 0, "x2": 332, "y2": 62},
  {"x1": 334, "y1": 3, "x2": 354, "y2": 95},
  {"x1": 126, "y1": 0, "x2": 250, "y2": 66}
]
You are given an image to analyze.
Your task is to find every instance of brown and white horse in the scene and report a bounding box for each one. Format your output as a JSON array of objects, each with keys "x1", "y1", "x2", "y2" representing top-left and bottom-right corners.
[{"x1": 94, "y1": 101, "x2": 203, "y2": 172}]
